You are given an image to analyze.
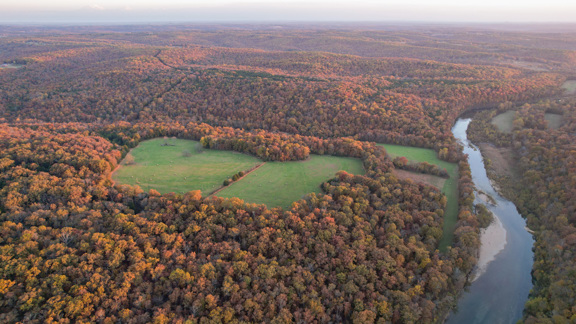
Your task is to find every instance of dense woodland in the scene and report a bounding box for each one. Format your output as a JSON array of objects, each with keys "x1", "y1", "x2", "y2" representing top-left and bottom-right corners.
[{"x1": 0, "y1": 25, "x2": 575, "y2": 322}]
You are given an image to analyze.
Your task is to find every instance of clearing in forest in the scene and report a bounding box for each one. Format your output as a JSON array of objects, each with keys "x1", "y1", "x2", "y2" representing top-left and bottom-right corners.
[
  {"x1": 492, "y1": 110, "x2": 561, "y2": 132},
  {"x1": 378, "y1": 144, "x2": 458, "y2": 251},
  {"x1": 561, "y1": 80, "x2": 576, "y2": 95},
  {"x1": 393, "y1": 169, "x2": 446, "y2": 191},
  {"x1": 114, "y1": 139, "x2": 365, "y2": 209},
  {"x1": 112, "y1": 138, "x2": 261, "y2": 195},
  {"x1": 0, "y1": 63, "x2": 23, "y2": 69},
  {"x1": 491, "y1": 110, "x2": 516, "y2": 134},
  {"x1": 216, "y1": 155, "x2": 365, "y2": 209},
  {"x1": 544, "y1": 113, "x2": 563, "y2": 130}
]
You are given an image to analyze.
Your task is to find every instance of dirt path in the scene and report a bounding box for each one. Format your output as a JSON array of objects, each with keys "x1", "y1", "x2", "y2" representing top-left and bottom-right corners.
[{"x1": 208, "y1": 163, "x2": 266, "y2": 197}]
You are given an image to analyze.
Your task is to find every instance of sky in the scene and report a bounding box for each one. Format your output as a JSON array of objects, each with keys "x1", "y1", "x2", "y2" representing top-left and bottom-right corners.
[{"x1": 1, "y1": 0, "x2": 576, "y2": 24}]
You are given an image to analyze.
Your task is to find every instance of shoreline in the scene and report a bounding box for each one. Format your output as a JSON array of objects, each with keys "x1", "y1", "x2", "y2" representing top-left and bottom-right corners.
[{"x1": 472, "y1": 210, "x2": 508, "y2": 281}]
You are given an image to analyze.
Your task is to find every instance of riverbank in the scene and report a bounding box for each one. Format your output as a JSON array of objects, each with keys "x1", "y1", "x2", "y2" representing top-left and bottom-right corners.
[{"x1": 473, "y1": 215, "x2": 507, "y2": 281}]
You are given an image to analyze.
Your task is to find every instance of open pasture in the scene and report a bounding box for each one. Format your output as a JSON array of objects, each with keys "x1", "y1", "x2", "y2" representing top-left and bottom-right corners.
[
  {"x1": 217, "y1": 155, "x2": 365, "y2": 209},
  {"x1": 113, "y1": 138, "x2": 261, "y2": 195}
]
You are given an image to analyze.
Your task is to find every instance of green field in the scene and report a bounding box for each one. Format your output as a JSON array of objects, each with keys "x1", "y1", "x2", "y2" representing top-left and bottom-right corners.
[
  {"x1": 545, "y1": 113, "x2": 563, "y2": 130},
  {"x1": 492, "y1": 111, "x2": 561, "y2": 132},
  {"x1": 378, "y1": 144, "x2": 458, "y2": 251},
  {"x1": 113, "y1": 138, "x2": 261, "y2": 194},
  {"x1": 491, "y1": 110, "x2": 516, "y2": 133},
  {"x1": 217, "y1": 155, "x2": 365, "y2": 209},
  {"x1": 561, "y1": 80, "x2": 576, "y2": 94},
  {"x1": 0, "y1": 63, "x2": 23, "y2": 69}
]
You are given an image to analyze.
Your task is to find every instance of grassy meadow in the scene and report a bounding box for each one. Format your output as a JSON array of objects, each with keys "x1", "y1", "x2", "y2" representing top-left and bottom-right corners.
[
  {"x1": 112, "y1": 138, "x2": 261, "y2": 195},
  {"x1": 378, "y1": 144, "x2": 458, "y2": 251},
  {"x1": 544, "y1": 113, "x2": 563, "y2": 130},
  {"x1": 114, "y1": 138, "x2": 365, "y2": 209},
  {"x1": 217, "y1": 155, "x2": 365, "y2": 209},
  {"x1": 561, "y1": 80, "x2": 576, "y2": 95},
  {"x1": 492, "y1": 110, "x2": 562, "y2": 132},
  {"x1": 491, "y1": 110, "x2": 516, "y2": 133}
]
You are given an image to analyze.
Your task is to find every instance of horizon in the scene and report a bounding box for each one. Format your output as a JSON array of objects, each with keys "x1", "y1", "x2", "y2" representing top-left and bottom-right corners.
[{"x1": 1, "y1": 1, "x2": 576, "y2": 24}]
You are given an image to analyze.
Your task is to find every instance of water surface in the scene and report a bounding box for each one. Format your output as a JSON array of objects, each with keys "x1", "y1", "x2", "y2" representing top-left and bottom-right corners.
[{"x1": 446, "y1": 118, "x2": 534, "y2": 324}]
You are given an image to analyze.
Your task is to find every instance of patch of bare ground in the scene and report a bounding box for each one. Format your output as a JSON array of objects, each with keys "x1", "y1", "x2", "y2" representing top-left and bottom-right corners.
[
  {"x1": 477, "y1": 190, "x2": 497, "y2": 206},
  {"x1": 479, "y1": 144, "x2": 515, "y2": 177},
  {"x1": 393, "y1": 169, "x2": 446, "y2": 190},
  {"x1": 478, "y1": 143, "x2": 520, "y2": 199}
]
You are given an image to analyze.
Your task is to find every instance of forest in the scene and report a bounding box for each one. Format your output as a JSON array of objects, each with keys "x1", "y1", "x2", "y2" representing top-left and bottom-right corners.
[{"x1": 0, "y1": 24, "x2": 575, "y2": 322}]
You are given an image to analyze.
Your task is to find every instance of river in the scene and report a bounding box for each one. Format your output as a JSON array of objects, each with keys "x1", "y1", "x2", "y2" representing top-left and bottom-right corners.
[{"x1": 446, "y1": 118, "x2": 535, "y2": 323}]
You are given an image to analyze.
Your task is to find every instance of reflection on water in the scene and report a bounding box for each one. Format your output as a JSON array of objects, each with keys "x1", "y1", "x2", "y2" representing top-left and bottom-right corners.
[{"x1": 446, "y1": 118, "x2": 534, "y2": 324}]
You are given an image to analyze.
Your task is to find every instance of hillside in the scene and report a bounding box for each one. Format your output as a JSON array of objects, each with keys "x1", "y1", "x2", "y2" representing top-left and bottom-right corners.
[{"x1": 0, "y1": 25, "x2": 574, "y2": 323}]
